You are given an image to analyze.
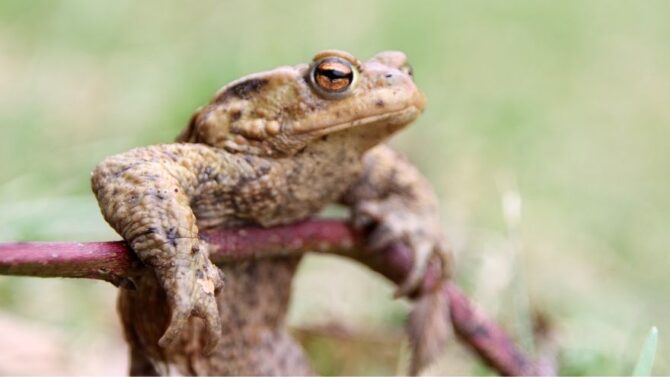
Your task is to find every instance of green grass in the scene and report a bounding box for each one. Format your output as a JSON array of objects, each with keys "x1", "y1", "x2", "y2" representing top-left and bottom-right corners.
[
  {"x1": 633, "y1": 327, "x2": 659, "y2": 377},
  {"x1": 0, "y1": 0, "x2": 669, "y2": 374}
]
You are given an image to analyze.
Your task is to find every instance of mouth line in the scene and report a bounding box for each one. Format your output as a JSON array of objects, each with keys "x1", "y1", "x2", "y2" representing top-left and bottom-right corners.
[{"x1": 298, "y1": 106, "x2": 419, "y2": 136}]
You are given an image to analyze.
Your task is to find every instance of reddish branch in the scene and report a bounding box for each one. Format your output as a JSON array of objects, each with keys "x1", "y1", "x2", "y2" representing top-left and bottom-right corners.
[{"x1": 0, "y1": 219, "x2": 554, "y2": 376}]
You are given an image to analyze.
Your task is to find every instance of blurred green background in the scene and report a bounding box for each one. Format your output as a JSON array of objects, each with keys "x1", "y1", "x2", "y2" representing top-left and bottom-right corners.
[{"x1": 0, "y1": 0, "x2": 668, "y2": 375}]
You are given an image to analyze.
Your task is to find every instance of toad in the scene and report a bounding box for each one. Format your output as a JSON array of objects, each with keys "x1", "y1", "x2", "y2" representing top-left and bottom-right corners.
[{"x1": 92, "y1": 50, "x2": 449, "y2": 375}]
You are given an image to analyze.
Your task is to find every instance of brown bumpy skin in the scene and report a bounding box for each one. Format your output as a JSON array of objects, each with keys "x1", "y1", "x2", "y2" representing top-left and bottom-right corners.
[{"x1": 92, "y1": 50, "x2": 449, "y2": 375}]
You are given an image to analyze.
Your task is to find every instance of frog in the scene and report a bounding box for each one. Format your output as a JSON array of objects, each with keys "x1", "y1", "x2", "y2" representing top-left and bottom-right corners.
[{"x1": 91, "y1": 50, "x2": 450, "y2": 375}]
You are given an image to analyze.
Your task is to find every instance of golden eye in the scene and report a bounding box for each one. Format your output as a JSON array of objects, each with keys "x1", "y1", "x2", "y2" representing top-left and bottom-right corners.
[{"x1": 309, "y1": 57, "x2": 357, "y2": 98}]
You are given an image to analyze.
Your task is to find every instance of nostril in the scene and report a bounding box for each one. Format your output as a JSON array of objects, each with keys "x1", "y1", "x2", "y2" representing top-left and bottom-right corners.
[{"x1": 384, "y1": 73, "x2": 393, "y2": 78}]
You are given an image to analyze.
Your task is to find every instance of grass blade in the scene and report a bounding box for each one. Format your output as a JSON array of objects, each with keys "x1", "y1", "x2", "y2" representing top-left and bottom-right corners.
[{"x1": 632, "y1": 326, "x2": 658, "y2": 376}]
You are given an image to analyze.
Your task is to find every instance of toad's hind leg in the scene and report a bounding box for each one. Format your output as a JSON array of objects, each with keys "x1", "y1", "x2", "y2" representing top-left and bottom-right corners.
[
  {"x1": 118, "y1": 275, "x2": 169, "y2": 376},
  {"x1": 128, "y1": 348, "x2": 160, "y2": 376}
]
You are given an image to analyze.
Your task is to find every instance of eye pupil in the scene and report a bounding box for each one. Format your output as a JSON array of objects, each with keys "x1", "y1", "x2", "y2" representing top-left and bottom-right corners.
[
  {"x1": 312, "y1": 57, "x2": 354, "y2": 94},
  {"x1": 318, "y1": 67, "x2": 350, "y2": 80}
]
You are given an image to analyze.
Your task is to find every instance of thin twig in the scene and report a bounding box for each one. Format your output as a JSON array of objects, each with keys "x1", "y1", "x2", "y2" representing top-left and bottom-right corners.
[{"x1": 0, "y1": 219, "x2": 555, "y2": 376}]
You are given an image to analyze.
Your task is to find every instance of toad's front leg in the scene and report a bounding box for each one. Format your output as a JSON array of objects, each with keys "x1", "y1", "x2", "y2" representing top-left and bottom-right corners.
[
  {"x1": 341, "y1": 145, "x2": 451, "y2": 297},
  {"x1": 91, "y1": 144, "x2": 226, "y2": 351}
]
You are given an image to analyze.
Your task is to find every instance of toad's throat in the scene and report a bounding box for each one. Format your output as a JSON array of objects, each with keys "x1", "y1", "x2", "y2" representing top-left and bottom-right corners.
[{"x1": 295, "y1": 106, "x2": 421, "y2": 137}]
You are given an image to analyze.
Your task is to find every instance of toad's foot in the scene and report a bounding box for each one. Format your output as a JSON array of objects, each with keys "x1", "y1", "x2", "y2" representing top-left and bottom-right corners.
[
  {"x1": 352, "y1": 196, "x2": 451, "y2": 297},
  {"x1": 134, "y1": 236, "x2": 224, "y2": 353}
]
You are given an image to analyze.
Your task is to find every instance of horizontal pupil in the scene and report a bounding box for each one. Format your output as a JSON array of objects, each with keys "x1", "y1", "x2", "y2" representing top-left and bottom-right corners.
[{"x1": 318, "y1": 68, "x2": 351, "y2": 80}]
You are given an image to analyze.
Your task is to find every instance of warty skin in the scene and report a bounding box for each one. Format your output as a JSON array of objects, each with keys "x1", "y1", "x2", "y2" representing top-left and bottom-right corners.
[{"x1": 91, "y1": 50, "x2": 449, "y2": 375}]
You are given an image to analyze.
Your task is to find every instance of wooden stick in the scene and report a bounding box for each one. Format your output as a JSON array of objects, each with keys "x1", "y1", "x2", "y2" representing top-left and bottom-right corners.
[{"x1": 0, "y1": 219, "x2": 554, "y2": 376}]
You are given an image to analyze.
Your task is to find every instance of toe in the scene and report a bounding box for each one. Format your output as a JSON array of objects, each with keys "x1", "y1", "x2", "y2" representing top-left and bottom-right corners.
[
  {"x1": 367, "y1": 222, "x2": 397, "y2": 251},
  {"x1": 195, "y1": 294, "x2": 222, "y2": 354},
  {"x1": 158, "y1": 306, "x2": 190, "y2": 348},
  {"x1": 394, "y1": 239, "x2": 433, "y2": 298},
  {"x1": 435, "y1": 241, "x2": 453, "y2": 281}
]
